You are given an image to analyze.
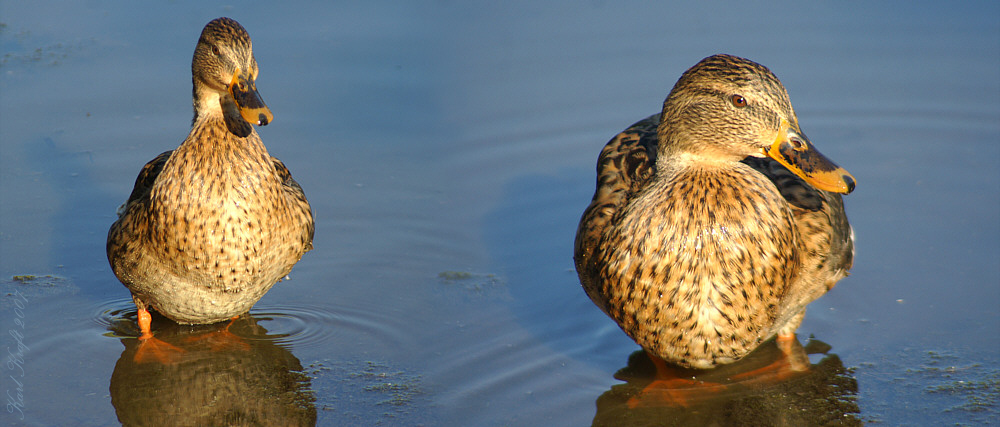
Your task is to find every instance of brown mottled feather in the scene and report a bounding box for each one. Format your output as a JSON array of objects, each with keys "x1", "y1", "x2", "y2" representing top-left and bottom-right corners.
[
  {"x1": 574, "y1": 55, "x2": 854, "y2": 369},
  {"x1": 123, "y1": 151, "x2": 172, "y2": 207}
]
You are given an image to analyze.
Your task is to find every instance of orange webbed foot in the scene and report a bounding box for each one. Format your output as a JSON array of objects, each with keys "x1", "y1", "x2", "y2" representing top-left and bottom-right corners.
[
  {"x1": 725, "y1": 333, "x2": 810, "y2": 383},
  {"x1": 716, "y1": 333, "x2": 809, "y2": 385},
  {"x1": 626, "y1": 352, "x2": 727, "y2": 409},
  {"x1": 625, "y1": 337, "x2": 812, "y2": 409},
  {"x1": 133, "y1": 307, "x2": 185, "y2": 364},
  {"x1": 134, "y1": 335, "x2": 186, "y2": 364},
  {"x1": 184, "y1": 316, "x2": 251, "y2": 352}
]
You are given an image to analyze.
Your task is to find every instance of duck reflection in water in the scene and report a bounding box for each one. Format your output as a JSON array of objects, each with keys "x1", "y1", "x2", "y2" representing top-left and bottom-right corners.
[
  {"x1": 592, "y1": 338, "x2": 861, "y2": 426},
  {"x1": 108, "y1": 313, "x2": 317, "y2": 426}
]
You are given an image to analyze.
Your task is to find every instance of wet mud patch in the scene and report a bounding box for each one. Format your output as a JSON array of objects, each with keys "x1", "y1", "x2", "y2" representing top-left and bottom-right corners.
[
  {"x1": 437, "y1": 270, "x2": 508, "y2": 300},
  {"x1": 915, "y1": 351, "x2": 998, "y2": 418},
  {"x1": 855, "y1": 348, "x2": 999, "y2": 425},
  {"x1": 1, "y1": 274, "x2": 76, "y2": 309},
  {"x1": 0, "y1": 22, "x2": 94, "y2": 68},
  {"x1": 304, "y1": 358, "x2": 433, "y2": 425}
]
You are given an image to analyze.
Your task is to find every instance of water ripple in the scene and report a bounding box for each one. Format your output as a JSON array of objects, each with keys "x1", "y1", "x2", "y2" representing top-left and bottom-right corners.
[{"x1": 92, "y1": 298, "x2": 403, "y2": 352}]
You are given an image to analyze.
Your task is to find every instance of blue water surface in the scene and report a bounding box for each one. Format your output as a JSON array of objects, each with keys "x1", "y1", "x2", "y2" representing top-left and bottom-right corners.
[{"x1": 1, "y1": 1, "x2": 997, "y2": 425}]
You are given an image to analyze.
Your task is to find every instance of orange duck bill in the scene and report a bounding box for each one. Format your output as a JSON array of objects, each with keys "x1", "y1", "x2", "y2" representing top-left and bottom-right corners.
[
  {"x1": 228, "y1": 70, "x2": 273, "y2": 126},
  {"x1": 764, "y1": 120, "x2": 856, "y2": 194}
]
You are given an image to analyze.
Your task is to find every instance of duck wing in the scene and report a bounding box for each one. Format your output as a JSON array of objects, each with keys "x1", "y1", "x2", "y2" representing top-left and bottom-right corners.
[
  {"x1": 743, "y1": 156, "x2": 854, "y2": 304},
  {"x1": 117, "y1": 150, "x2": 173, "y2": 217},
  {"x1": 271, "y1": 156, "x2": 315, "y2": 251},
  {"x1": 574, "y1": 114, "x2": 660, "y2": 300}
]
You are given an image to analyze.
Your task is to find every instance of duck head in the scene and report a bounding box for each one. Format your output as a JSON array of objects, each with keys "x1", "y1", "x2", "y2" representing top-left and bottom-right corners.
[
  {"x1": 658, "y1": 54, "x2": 855, "y2": 194},
  {"x1": 191, "y1": 17, "x2": 273, "y2": 137}
]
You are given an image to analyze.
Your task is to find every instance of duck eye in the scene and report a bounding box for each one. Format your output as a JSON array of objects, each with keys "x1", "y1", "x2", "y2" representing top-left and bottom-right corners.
[{"x1": 730, "y1": 94, "x2": 747, "y2": 108}]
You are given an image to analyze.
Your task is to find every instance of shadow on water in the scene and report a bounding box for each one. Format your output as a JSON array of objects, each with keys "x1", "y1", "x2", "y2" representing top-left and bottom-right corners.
[
  {"x1": 482, "y1": 169, "x2": 600, "y2": 350},
  {"x1": 592, "y1": 338, "x2": 861, "y2": 427},
  {"x1": 22, "y1": 134, "x2": 121, "y2": 298},
  {"x1": 106, "y1": 314, "x2": 317, "y2": 426}
]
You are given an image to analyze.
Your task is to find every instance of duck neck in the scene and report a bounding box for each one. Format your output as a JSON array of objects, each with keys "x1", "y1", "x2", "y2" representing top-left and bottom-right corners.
[
  {"x1": 656, "y1": 130, "x2": 750, "y2": 175},
  {"x1": 656, "y1": 144, "x2": 749, "y2": 180},
  {"x1": 191, "y1": 80, "x2": 224, "y2": 124},
  {"x1": 182, "y1": 85, "x2": 268, "y2": 160},
  {"x1": 191, "y1": 82, "x2": 255, "y2": 137}
]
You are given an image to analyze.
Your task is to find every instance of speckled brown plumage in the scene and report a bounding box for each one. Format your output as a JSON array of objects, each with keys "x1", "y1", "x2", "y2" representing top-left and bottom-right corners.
[
  {"x1": 107, "y1": 17, "x2": 314, "y2": 326},
  {"x1": 574, "y1": 54, "x2": 855, "y2": 369}
]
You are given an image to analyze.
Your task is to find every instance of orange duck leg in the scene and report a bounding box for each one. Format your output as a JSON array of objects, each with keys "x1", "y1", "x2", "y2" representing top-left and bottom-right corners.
[{"x1": 132, "y1": 299, "x2": 185, "y2": 364}]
